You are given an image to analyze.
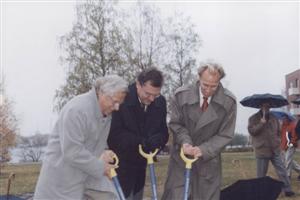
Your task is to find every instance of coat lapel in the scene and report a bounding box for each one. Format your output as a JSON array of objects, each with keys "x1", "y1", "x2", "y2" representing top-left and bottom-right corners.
[
  {"x1": 184, "y1": 83, "x2": 201, "y2": 125},
  {"x1": 187, "y1": 103, "x2": 202, "y2": 124},
  {"x1": 186, "y1": 82, "x2": 225, "y2": 133},
  {"x1": 123, "y1": 84, "x2": 143, "y2": 134},
  {"x1": 194, "y1": 105, "x2": 218, "y2": 132}
]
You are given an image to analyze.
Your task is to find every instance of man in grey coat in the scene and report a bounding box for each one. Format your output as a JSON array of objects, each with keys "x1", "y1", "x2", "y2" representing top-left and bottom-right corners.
[
  {"x1": 248, "y1": 103, "x2": 295, "y2": 197},
  {"x1": 162, "y1": 62, "x2": 237, "y2": 200},
  {"x1": 34, "y1": 75, "x2": 128, "y2": 200}
]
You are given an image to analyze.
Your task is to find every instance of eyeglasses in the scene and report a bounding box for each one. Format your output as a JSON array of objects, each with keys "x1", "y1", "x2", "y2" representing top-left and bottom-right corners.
[
  {"x1": 141, "y1": 86, "x2": 161, "y2": 99},
  {"x1": 107, "y1": 95, "x2": 121, "y2": 109}
]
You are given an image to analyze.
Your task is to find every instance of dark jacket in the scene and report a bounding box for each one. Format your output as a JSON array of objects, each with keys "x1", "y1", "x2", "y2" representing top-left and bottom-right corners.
[{"x1": 107, "y1": 83, "x2": 168, "y2": 197}]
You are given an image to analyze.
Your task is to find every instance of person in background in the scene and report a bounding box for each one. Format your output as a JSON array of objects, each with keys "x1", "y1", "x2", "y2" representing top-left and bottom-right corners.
[
  {"x1": 34, "y1": 75, "x2": 128, "y2": 200},
  {"x1": 162, "y1": 62, "x2": 237, "y2": 200},
  {"x1": 283, "y1": 115, "x2": 300, "y2": 181},
  {"x1": 248, "y1": 104, "x2": 295, "y2": 197},
  {"x1": 108, "y1": 67, "x2": 168, "y2": 200}
]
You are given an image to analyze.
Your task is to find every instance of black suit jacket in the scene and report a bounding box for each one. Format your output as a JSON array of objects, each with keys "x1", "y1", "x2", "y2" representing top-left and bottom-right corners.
[{"x1": 107, "y1": 83, "x2": 168, "y2": 196}]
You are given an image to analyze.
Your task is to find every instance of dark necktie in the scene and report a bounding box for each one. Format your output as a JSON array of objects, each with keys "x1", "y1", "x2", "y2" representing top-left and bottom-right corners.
[{"x1": 202, "y1": 97, "x2": 208, "y2": 111}]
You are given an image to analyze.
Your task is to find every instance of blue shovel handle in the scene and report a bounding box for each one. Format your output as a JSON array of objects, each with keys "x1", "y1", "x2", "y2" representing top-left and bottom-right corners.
[
  {"x1": 112, "y1": 176, "x2": 126, "y2": 200},
  {"x1": 180, "y1": 148, "x2": 198, "y2": 200},
  {"x1": 149, "y1": 163, "x2": 158, "y2": 200},
  {"x1": 183, "y1": 169, "x2": 191, "y2": 200},
  {"x1": 110, "y1": 155, "x2": 126, "y2": 200},
  {"x1": 139, "y1": 144, "x2": 159, "y2": 200}
]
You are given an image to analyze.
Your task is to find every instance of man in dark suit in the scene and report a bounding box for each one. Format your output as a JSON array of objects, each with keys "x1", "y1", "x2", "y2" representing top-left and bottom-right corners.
[{"x1": 108, "y1": 67, "x2": 168, "y2": 200}]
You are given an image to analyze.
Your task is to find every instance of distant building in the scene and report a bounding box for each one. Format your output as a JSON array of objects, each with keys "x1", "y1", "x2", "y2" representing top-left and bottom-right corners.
[{"x1": 285, "y1": 69, "x2": 300, "y2": 116}]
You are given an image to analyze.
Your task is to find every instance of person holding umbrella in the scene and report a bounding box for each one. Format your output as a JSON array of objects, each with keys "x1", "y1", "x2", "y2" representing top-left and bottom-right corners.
[
  {"x1": 245, "y1": 99, "x2": 295, "y2": 197},
  {"x1": 162, "y1": 62, "x2": 237, "y2": 200}
]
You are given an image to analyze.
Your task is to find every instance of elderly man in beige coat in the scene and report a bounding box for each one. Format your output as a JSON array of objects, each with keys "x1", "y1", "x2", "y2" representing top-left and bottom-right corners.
[
  {"x1": 162, "y1": 62, "x2": 237, "y2": 200},
  {"x1": 34, "y1": 75, "x2": 128, "y2": 200}
]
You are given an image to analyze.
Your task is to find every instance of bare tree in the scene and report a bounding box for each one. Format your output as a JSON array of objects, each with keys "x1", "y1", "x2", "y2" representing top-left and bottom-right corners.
[
  {"x1": 0, "y1": 82, "x2": 18, "y2": 173},
  {"x1": 55, "y1": 0, "x2": 127, "y2": 111},
  {"x1": 54, "y1": 1, "x2": 202, "y2": 112},
  {"x1": 125, "y1": 2, "x2": 166, "y2": 71},
  {"x1": 54, "y1": 1, "x2": 169, "y2": 111},
  {"x1": 163, "y1": 13, "x2": 201, "y2": 101},
  {"x1": 18, "y1": 133, "x2": 49, "y2": 162}
]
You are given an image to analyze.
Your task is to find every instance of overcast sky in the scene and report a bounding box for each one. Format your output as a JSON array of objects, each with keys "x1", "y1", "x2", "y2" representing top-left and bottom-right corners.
[{"x1": 1, "y1": 1, "x2": 299, "y2": 137}]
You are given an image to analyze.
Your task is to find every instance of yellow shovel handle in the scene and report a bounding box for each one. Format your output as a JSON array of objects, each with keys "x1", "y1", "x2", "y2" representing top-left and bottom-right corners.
[
  {"x1": 180, "y1": 147, "x2": 198, "y2": 169},
  {"x1": 110, "y1": 154, "x2": 119, "y2": 177},
  {"x1": 139, "y1": 144, "x2": 159, "y2": 164}
]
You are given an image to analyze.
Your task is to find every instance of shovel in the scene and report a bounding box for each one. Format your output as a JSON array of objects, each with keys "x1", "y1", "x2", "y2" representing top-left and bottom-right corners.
[
  {"x1": 180, "y1": 147, "x2": 198, "y2": 200},
  {"x1": 110, "y1": 154, "x2": 126, "y2": 200},
  {"x1": 139, "y1": 144, "x2": 159, "y2": 200}
]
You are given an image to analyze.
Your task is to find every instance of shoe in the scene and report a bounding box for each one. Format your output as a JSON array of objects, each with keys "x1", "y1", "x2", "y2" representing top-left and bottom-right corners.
[{"x1": 285, "y1": 191, "x2": 295, "y2": 197}]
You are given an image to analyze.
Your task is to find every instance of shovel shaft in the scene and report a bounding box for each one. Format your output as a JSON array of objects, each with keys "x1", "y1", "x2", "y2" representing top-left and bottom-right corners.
[
  {"x1": 183, "y1": 169, "x2": 191, "y2": 200},
  {"x1": 179, "y1": 147, "x2": 198, "y2": 200},
  {"x1": 112, "y1": 177, "x2": 126, "y2": 200},
  {"x1": 139, "y1": 144, "x2": 159, "y2": 200},
  {"x1": 149, "y1": 164, "x2": 158, "y2": 200}
]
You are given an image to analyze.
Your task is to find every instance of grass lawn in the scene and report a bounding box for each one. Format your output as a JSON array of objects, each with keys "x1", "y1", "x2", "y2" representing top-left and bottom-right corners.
[{"x1": 1, "y1": 152, "x2": 299, "y2": 199}]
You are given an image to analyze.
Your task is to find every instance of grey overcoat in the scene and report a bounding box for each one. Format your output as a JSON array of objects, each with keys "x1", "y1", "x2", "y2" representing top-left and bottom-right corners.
[
  {"x1": 34, "y1": 88, "x2": 118, "y2": 200},
  {"x1": 162, "y1": 82, "x2": 237, "y2": 200}
]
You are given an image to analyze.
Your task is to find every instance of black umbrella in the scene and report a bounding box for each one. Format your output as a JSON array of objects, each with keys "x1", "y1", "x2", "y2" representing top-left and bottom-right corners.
[
  {"x1": 240, "y1": 93, "x2": 288, "y2": 108},
  {"x1": 220, "y1": 176, "x2": 283, "y2": 200},
  {"x1": 292, "y1": 97, "x2": 300, "y2": 105}
]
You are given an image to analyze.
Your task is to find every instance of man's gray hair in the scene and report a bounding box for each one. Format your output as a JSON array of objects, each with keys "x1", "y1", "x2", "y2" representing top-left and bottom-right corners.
[
  {"x1": 198, "y1": 61, "x2": 226, "y2": 80},
  {"x1": 94, "y1": 75, "x2": 128, "y2": 96}
]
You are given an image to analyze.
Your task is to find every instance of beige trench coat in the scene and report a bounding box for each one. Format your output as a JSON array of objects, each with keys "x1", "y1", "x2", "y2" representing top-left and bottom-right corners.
[{"x1": 162, "y1": 82, "x2": 237, "y2": 200}]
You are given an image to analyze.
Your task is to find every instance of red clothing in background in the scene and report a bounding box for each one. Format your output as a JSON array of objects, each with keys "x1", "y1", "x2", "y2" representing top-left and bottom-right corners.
[{"x1": 280, "y1": 121, "x2": 298, "y2": 151}]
